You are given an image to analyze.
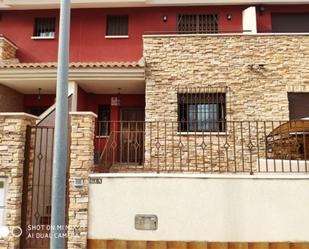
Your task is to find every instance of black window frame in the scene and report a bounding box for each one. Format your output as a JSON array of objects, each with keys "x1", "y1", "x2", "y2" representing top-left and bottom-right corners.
[
  {"x1": 33, "y1": 17, "x2": 56, "y2": 38},
  {"x1": 178, "y1": 92, "x2": 226, "y2": 132},
  {"x1": 106, "y1": 15, "x2": 129, "y2": 36},
  {"x1": 97, "y1": 105, "x2": 111, "y2": 136}
]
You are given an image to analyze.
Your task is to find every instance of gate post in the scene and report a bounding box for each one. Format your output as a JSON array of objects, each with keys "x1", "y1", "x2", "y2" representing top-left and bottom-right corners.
[
  {"x1": 68, "y1": 112, "x2": 97, "y2": 249},
  {"x1": 0, "y1": 113, "x2": 37, "y2": 249}
]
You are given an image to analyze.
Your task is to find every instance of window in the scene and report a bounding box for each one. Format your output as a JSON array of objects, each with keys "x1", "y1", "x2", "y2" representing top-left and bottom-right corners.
[
  {"x1": 272, "y1": 13, "x2": 309, "y2": 33},
  {"x1": 106, "y1": 16, "x2": 128, "y2": 36},
  {"x1": 33, "y1": 17, "x2": 56, "y2": 38},
  {"x1": 178, "y1": 90, "x2": 226, "y2": 132},
  {"x1": 0, "y1": 180, "x2": 5, "y2": 226},
  {"x1": 288, "y1": 93, "x2": 309, "y2": 120},
  {"x1": 97, "y1": 105, "x2": 111, "y2": 136},
  {"x1": 177, "y1": 14, "x2": 218, "y2": 34}
]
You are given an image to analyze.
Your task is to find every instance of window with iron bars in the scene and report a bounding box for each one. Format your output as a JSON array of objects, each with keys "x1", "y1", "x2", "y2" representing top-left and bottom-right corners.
[
  {"x1": 178, "y1": 87, "x2": 227, "y2": 132},
  {"x1": 177, "y1": 14, "x2": 219, "y2": 34},
  {"x1": 33, "y1": 17, "x2": 56, "y2": 38},
  {"x1": 106, "y1": 15, "x2": 128, "y2": 36},
  {"x1": 97, "y1": 105, "x2": 111, "y2": 136}
]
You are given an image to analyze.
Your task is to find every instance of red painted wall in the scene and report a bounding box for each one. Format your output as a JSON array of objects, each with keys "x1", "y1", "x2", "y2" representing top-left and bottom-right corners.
[
  {"x1": 1, "y1": 6, "x2": 309, "y2": 62},
  {"x1": 0, "y1": 6, "x2": 245, "y2": 62},
  {"x1": 257, "y1": 5, "x2": 309, "y2": 32},
  {"x1": 77, "y1": 87, "x2": 145, "y2": 151},
  {"x1": 24, "y1": 94, "x2": 55, "y2": 113}
]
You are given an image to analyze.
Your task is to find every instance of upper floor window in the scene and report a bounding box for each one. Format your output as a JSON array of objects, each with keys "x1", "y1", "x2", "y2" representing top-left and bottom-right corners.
[
  {"x1": 106, "y1": 15, "x2": 128, "y2": 37},
  {"x1": 177, "y1": 14, "x2": 219, "y2": 34},
  {"x1": 97, "y1": 105, "x2": 111, "y2": 136},
  {"x1": 178, "y1": 88, "x2": 227, "y2": 132},
  {"x1": 272, "y1": 13, "x2": 309, "y2": 33},
  {"x1": 33, "y1": 17, "x2": 56, "y2": 38}
]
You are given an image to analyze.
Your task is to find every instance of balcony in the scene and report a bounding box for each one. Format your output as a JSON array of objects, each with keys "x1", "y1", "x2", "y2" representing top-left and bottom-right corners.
[{"x1": 92, "y1": 120, "x2": 309, "y2": 174}]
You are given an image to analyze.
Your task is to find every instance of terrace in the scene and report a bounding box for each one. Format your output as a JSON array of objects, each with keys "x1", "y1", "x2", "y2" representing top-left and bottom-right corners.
[{"x1": 93, "y1": 120, "x2": 309, "y2": 174}]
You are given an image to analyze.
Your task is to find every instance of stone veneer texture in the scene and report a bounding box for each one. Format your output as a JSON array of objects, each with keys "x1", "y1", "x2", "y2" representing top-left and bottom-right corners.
[
  {"x1": 143, "y1": 35, "x2": 309, "y2": 172},
  {"x1": 0, "y1": 115, "x2": 36, "y2": 249},
  {"x1": 0, "y1": 38, "x2": 18, "y2": 64},
  {"x1": 68, "y1": 113, "x2": 96, "y2": 249}
]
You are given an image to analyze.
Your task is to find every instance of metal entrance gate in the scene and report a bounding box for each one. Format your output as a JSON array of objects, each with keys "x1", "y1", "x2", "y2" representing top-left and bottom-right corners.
[{"x1": 20, "y1": 126, "x2": 62, "y2": 249}]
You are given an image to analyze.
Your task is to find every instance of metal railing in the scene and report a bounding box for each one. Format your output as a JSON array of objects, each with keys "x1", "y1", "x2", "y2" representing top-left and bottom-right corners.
[
  {"x1": 143, "y1": 30, "x2": 253, "y2": 35},
  {"x1": 93, "y1": 120, "x2": 309, "y2": 174}
]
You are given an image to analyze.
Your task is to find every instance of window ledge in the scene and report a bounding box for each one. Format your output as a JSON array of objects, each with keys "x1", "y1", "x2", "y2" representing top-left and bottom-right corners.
[
  {"x1": 177, "y1": 132, "x2": 228, "y2": 136},
  {"x1": 105, "y1": 35, "x2": 129, "y2": 39},
  {"x1": 31, "y1": 36, "x2": 55, "y2": 40}
]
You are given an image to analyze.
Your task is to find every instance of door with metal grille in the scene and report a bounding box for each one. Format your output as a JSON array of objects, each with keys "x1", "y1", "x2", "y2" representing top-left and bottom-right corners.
[
  {"x1": 120, "y1": 109, "x2": 145, "y2": 164},
  {"x1": 20, "y1": 126, "x2": 61, "y2": 249}
]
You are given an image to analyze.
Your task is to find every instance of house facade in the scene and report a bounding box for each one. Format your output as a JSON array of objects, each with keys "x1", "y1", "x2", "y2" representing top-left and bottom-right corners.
[{"x1": 0, "y1": 0, "x2": 309, "y2": 249}]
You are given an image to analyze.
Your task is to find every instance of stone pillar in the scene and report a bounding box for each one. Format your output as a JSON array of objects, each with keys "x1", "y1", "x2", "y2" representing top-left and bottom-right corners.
[
  {"x1": 0, "y1": 113, "x2": 37, "y2": 249},
  {"x1": 68, "y1": 112, "x2": 97, "y2": 249},
  {"x1": 0, "y1": 36, "x2": 19, "y2": 65}
]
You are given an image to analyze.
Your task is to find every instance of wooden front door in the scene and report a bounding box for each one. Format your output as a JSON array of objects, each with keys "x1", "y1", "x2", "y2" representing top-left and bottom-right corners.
[{"x1": 120, "y1": 109, "x2": 145, "y2": 164}]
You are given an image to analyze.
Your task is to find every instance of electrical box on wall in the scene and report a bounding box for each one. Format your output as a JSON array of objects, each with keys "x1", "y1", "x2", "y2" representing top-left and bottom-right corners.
[{"x1": 135, "y1": 214, "x2": 158, "y2": 231}]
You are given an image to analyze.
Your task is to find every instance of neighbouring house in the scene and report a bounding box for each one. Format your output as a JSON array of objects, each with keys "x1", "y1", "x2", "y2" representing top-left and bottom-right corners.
[{"x1": 0, "y1": 1, "x2": 309, "y2": 249}]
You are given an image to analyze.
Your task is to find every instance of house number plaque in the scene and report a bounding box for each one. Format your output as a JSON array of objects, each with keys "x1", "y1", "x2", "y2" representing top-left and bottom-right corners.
[
  {"x1": 89, "y1": 178, "x2": 102, "y2": 184},
  {"x1": 135, "y1": 215, "x2": 158, "y2": 230}
]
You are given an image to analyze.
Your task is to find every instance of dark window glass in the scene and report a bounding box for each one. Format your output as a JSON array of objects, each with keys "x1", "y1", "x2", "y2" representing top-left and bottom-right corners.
[
  {"x1": 97, "y1": 105, "x2": 111, "y2": 136},
  {"x1": 27, "y1": 107, "x2": 48, "y2": 116},
  {"x1": 178, "y1": 92, "x2": 226, "y2": 132},
  {"x1": 33, "y1": 17, "x2": 56, "y2": 37},
  {"x1": 272, "y1": 13, "x2": 309, "y2": 33},
  {"x1": 288, "y1": 93, "x2": 309, "y2": 120},
  {"x1": 177, "y1": 14, "x2": 218, "y2": 34},
  {"x1": 106, "y1": 16, "x2": 128, "y2": 36}
]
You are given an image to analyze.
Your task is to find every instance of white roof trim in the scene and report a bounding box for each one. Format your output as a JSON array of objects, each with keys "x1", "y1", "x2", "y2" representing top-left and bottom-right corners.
[
  {"x1": 0, "y1": 112, "x2": 38, "y2": 119},
  {"x1": 2, "y1": 0, "x2": 309, "y2": 9},
  {"x1": 69, "y1": 111, "x2": 98, "y2": 118},
  {"x1": 0, "y1": 67, "x2": 145, "y2": 82}
]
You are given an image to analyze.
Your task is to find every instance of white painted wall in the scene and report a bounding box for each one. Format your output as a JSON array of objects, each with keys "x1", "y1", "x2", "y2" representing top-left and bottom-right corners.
[
  {"x1": 242, "y1": 6, "x2": 257, "y2": 34},
  {"x1": 88, "y1": 174, "x2": 309, "y2": 242}
]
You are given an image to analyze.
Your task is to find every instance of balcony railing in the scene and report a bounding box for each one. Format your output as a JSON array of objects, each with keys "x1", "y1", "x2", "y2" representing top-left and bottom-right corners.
[{"x1": 93, "y1": 120, "x2": 309, "y2": 174}]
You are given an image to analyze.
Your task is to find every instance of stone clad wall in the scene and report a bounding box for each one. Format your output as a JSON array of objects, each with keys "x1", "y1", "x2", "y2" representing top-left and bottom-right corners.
[
  {"x1": 0, "y1": 114, "x2": 36, "y2": 249},
  {"x1": 143, "y1": 34, "x2": 309, "y2": 172},
  {"x1": 0, "y1": 37, "x2": 18, "y2": 64},
  {"x1": 68, "y1": 112, "x2": 96, "y2": 249}
]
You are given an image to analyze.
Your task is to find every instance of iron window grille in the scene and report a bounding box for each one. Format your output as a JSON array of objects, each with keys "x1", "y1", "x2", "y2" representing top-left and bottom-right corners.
[
  {"x1": 177, "y1": 14, "x2": 219, "y2": 34},
  {"x1": 106, "y1": 15, "x2": 128, "y2": 36},
  {"x1": 33, "y1": 17, "x2": 56, "y2": 38},
  {"x1": 97, "y1": 105, "x2": 111, "y2": 136},
  {"x1": 177, "y1": 87, "x2": 227, "y2": 132}
]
